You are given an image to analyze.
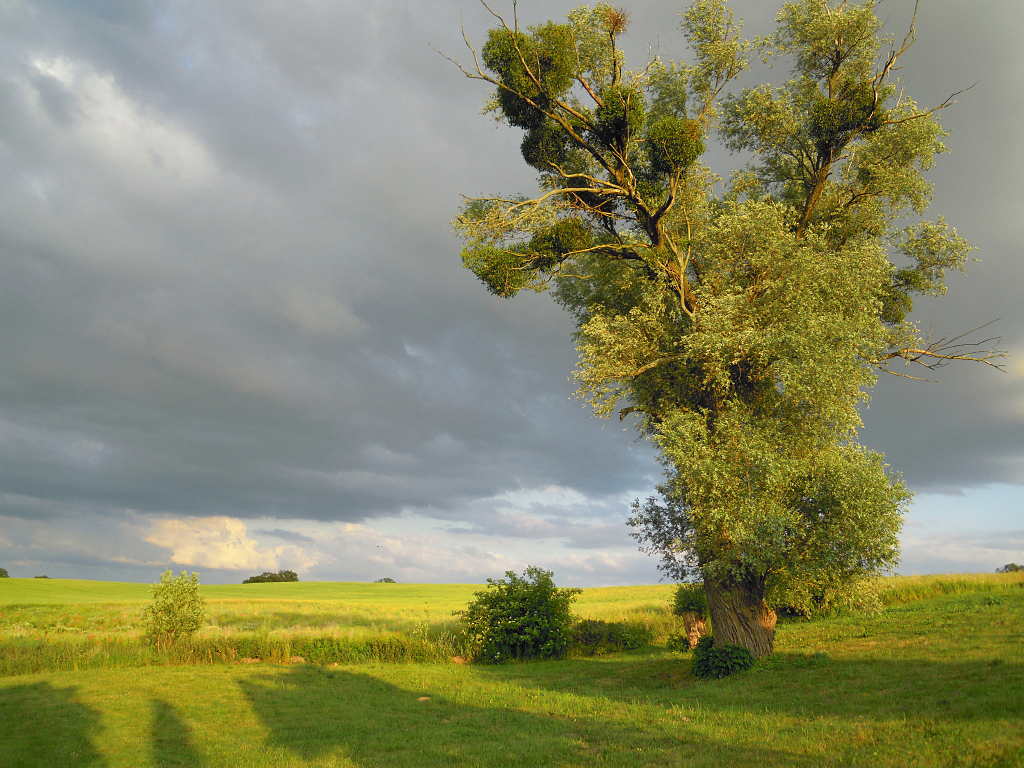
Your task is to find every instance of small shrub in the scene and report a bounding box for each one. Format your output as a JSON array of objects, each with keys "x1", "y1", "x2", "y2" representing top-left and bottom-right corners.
[
  {"x1": 0, "y1": 567, "x2": 8, "y2": 578},
  {"x1": 572, "y1": 619, "x2": 652, "y2": 655},
  {"x1": 374, "y1": 577, "x2": 396, "y2": 583},
  {"x1": 242, "y1": 570, "x2": 299, "y2": 584},
  {"x1": 457, "y1": 566, "x2": 580, "y2": 663},
  {"x1": 691, "y1": 636, "x2": 754, "y2": 679},
  {"x1": 672, "y1": 583, "x2": 708, "y2": 617},
  {"x1": 665, "y1": 632, "x2": 690, "y2": 652},
  {"x1": 34, "y1": 575, "x2": 50, "y2": 579},
  {"x1": 143, "y1": 570, "x2": 206, "y2": 648}
]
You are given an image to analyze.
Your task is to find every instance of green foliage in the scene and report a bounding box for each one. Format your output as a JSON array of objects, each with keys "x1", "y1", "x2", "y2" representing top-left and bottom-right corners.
[
  {"x1": 645, "y1": 116, "x2": 704, "y2": 174},
  {"x1": 34, "y1": 575, "x2": 50, "y2": 579},
  {"x1": 457, "y1": 566, "x2": 581, "y2": 663},
  {"x1": 374, "y1": 577, "x2": 397, "y2": 583},
  {"x1": 143, "y1": 570, "x2": 206, "y2": 648},
  {"x1": 672, "y1": 582, "x2": 709, "y2": 617},
  {"x1": 521, "y1": 119, "x2": 570, "y2": 169},
  {"x1": 481, "y1": 23, "x2": 576, "y2": 130},
  {"x1": 592, "y1": 83, "x2": 646, "y2": 148},
  {"x1": 998, "y1": 564, "x2": 1023, "y2": 574},
  {"x1": 768, "y1": 572, "x2": 883, "y2": 618},
  {"x1": 570, "y1": 619, "x2": 653, "y2": 655},
  {"x1": 242, "y1": 570, "x2": 299, "y2": 584},
  {"x1": 0, "y1": 567, "x2": 8, "y2": 578},
  {"x1": 691, "y1": 635, "x2": 754, "y2": 679},
  {"x1": 807, "y1": 79, "x2": 886, "y2": 155}
]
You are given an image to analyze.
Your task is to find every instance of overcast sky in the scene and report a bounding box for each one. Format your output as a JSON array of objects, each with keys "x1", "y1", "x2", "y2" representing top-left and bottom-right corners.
[{"x1": 0, "y1": 0, "x2": 1020, "y2": 586}]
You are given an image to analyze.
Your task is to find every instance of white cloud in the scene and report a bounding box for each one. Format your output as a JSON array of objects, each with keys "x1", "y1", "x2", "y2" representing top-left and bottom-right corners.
[
  {"x1": 146, "y1": 516, "x2": 319, "y2": 572},
  {"x1": 899, "y1": 529, "x2": 1024, "y2": 574},
  {"x1": 29, "y1": 56, "x2": 217, "y2": 199}
]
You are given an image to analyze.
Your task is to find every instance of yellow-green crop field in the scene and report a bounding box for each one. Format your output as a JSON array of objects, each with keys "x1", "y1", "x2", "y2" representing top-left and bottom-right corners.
[{"x1": 0, "y1": 579, "x2": 679, "y2": 642}]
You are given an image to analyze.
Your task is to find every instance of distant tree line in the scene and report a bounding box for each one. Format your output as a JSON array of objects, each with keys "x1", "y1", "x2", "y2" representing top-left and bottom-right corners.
[
  {"x1": 997, "y1": 564, "x2": 1022, "y2": 573},
  {"x1": 242, "y1": 570, "x2": 299, "y2": 584}
]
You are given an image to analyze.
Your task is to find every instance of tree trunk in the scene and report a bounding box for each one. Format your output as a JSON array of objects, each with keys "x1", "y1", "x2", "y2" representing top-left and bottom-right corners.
[
  {"x1": 680, "y1": 611, "x2": 707, "y2": 650},
  {"x1": 703, "y1": 574, "x2": 776, "y2": 658}
]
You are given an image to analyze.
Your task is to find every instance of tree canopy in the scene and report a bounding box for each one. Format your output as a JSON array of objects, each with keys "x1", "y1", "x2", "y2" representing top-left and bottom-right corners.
[{"x1": 446, "y1": 0, "x2": 1003, "y2": 656}]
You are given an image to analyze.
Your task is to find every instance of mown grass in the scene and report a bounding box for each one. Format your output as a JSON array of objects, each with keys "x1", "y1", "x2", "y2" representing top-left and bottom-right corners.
[{"x1": 1, "y1": 581, "x2": 1022, "y2": 767}]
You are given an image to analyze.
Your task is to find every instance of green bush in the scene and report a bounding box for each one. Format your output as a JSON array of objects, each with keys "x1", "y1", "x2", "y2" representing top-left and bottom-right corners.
[
  {"x1": 672, "y1": 583, "x2": 708, "y2": 617},
  {"x1": 242, "y1": 570, "x2": 299, "y2": 584},
  {"x1": 997, "y1": 563, "x2": 1022, "y2": 573},
  {"x1": 457, "y1": 566, "x2": 580, "y2": 663},
  {"x1": 571, "y1": 619, "x2": 653, "y2": 655},
  {"x1": 665, "y1": 632, "x2": 690, "y2": 652},
  {"x1": 691, "y1": 636, "x2": 754, "y2": 680},
  {"x1": 0, "y1": 567, "x2": 8, "y2": 578},
  {"x1": 143, "y1": 570, "x2": 206, "y2": 648},
  {"x1": 374, "y1": 577, "x2": 396, "y2": 583}
]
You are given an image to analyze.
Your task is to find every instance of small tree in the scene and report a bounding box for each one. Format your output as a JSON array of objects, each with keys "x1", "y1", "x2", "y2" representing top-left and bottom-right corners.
[
  {"x1": 242, "y1": 569, "x2": 299, "y2": 583},
  {"x1": 143, "y1": 570, "x2": 206, "y2": 648},
  {"x1": 457, "y1": 566, "x2": 581, "y2": 663},
  {"x1": 0, "y1": 567, "x2": 8, "y2": 578},
  {"x1": 673, "y1": 582, "x2": 709, "y2": 618},
  {"x1": 997, "y1": 564, "x2": 1023, "y2": 573}
]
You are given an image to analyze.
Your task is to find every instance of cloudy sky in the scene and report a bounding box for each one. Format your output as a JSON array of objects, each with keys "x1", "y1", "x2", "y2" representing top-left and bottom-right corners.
[{"x1": 0, "y1": 0, "x2": 1020, "y2": 586}]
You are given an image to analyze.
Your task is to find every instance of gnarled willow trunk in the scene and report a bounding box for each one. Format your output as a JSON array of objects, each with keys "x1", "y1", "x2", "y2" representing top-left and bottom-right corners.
[{"x1": 703, "y1": 574, "x2": 777, "y2": 659}]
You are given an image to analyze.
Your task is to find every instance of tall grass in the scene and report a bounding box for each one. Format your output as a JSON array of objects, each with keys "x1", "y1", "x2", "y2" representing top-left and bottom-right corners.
[
  {"x1": 0, "y1": 628, "x2": 474, "y2": 677},
  {"x1": 877, "y1": 571, "x2": 1024, "y2": 606}
]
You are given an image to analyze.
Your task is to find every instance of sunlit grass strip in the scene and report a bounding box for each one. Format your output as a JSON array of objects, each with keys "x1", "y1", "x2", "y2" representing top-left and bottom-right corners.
[{"x1": 0, "y1": 630, "x2": 476, "y2": 677}]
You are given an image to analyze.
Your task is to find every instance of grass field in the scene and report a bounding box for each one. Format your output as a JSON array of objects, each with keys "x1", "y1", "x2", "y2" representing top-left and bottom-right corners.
[
  {"x1": 1, "y1": 573, "x2": 1022, "y2": 766},
  {"x1": 0, "y1": 579, "x2": 678, "y2": 643}
]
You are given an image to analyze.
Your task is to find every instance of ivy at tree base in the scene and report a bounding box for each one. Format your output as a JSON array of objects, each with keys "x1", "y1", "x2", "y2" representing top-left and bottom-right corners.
[{"x1": 691, "y1": 636, "x2": 755, "y2": 679}]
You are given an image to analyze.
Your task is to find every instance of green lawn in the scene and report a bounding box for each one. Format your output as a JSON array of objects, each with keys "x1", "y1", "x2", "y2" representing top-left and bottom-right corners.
[{"x1": 1, "y1": 576, "x2": 1022, "y2": 767}]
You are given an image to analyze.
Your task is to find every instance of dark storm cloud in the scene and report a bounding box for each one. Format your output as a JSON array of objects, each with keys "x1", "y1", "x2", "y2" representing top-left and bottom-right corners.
[
  {"x1": 0, "y1": 0, "x2": 1020, "y2": 581},
  {"x1": 0, "y1": 0, "x2": 658, "y2": 532}
]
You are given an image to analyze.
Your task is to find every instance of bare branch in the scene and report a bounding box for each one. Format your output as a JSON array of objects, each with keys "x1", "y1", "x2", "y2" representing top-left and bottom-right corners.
[
  {"x1": 878, "y1": 320, "x2": 1007, "y2": 373},
  {"x1": 882, "y1": 83, "x2": 977, "y2": 127},
  {"x1": 875, "y1": 367, "x2": 937, "y2": 382},
  {"x1": 631, "y1": 353, "x2": 687, "y2": 377}
]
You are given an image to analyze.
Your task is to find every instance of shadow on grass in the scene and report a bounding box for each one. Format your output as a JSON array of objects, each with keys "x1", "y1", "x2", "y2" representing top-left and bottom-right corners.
[
  {"x1": 0, "y1": 681, "x2": 105, "y2": 767},
  {"x1": 238, "y1": 665, "x2": 825, "y2": 767},
  {"x1": 152, "y1": 698, "x2": 206, "y2": 767},
  {"x1": 473, "y1": 650, "x2": 1024, "y2": 723}
]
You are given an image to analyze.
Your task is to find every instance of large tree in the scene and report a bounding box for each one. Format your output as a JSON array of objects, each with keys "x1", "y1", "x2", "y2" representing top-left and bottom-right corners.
[{"x1": 446, "y1": 0, "x2": 1002, "y2": 657}]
